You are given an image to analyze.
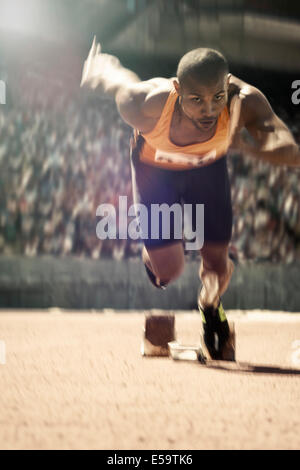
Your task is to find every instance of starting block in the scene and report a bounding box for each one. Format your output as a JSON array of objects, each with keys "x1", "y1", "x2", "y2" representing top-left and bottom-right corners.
[
  {"x1": 141, "y1": 311, "x2": 235, "y2": 363},
  {"x1": 141, "y1": 310, "x2": 176, "y2": 356}
]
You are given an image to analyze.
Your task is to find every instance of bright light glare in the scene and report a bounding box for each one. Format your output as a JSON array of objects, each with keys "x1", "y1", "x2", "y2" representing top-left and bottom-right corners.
[
  {"x1": 0, "y1": 0, "x2": 39, "y2": 35},
  {"x1": 0, "y1": 0, "x2": 58, "y2": 42}
]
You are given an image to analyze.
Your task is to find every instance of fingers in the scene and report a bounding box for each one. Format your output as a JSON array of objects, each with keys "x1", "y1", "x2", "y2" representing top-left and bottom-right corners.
[
  {"x1": 80, "y1": 62, "x2": 87, "y2": 87},
  {"x1": 81, "y1": 36, "x2": 102, "y2": 88},
  {"x1": 92, "y1": 36, "x2": 98, "y2": 56},
  {"x1": 91, "y1": 36, "x2": 102, "y2": 56},
  {"x1": 81, "y1": 37, "x2": 96, "y2": 88},
  {"x1": 88, "y1": 36, "x2": 97, "y2": 60},
  {"x1": 85, "y1": 36, "x2": 101, "y2": 68}
]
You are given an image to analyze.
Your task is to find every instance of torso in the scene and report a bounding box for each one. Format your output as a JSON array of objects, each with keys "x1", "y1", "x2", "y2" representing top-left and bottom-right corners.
[
  {"x1": 132, "y1": 75, "x2": 245, "y2": 170},
  {"x1": 136, "y1": 75, "x2": 243, "y2": 142}
]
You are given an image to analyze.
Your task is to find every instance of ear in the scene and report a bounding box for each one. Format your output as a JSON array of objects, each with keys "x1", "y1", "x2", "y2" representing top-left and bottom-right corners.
[{"x1": 173, "y1": 78, "x2": 181, "y2": 94}]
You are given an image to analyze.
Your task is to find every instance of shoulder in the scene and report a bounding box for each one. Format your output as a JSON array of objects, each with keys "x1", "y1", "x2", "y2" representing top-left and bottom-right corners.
[
  {"x1": 228, "y1": 75, "x2": 275, "y2": 125},
  {"x1": 228, "y1": 75, "x2": 268, "y2": 104},
  {"x1": 116, "y1": 78, "x2": 173, "y2": 131},
  {"x1": 141, "y1": 78, "x2": 173, "y2": 117}
]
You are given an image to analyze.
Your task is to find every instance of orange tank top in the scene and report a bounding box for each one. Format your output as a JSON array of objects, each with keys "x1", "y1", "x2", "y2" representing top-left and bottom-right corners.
[{"x1": 137, "y1": 86, "x2": 230, "y2": 170}]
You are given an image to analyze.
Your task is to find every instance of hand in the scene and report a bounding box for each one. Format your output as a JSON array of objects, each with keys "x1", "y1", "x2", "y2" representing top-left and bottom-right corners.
[{"x1": 80, "y1": 36, "x2": 120, "y2": 90}]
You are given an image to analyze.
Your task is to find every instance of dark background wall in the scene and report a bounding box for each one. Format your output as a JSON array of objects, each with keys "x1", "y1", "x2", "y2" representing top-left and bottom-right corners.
[{"x1": 1, "y1": 257, "x2": 299, "y2": 312}]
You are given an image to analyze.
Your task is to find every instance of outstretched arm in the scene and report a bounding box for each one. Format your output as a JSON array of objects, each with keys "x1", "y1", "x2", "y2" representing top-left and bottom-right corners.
[
  {"x1": 229, "y1": 84, "x2": 300, "y2": 167},
  {"x1": 80, "y1": 37, "x2": 170, "y2": 131},
  {"x1": 80, "y1": 37, "x2": 141, "y2": 98}
]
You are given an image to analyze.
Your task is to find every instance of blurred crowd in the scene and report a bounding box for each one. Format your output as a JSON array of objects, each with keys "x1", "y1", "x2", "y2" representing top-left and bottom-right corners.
[
  {"x1": 0, "y1": 71, "x2": 300, "y2": 263},
  {"x1": 228, "y1": 104, "x2": 300, "y2": 263}
]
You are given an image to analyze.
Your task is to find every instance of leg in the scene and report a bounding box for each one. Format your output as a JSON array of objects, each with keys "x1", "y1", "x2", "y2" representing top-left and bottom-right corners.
[
  {"x1": 182, "y1": 156, "x2": 233, "y2": 307},
  {"x1": 198, "y1": 241, "x2": 235, "y2": 361},
  {"x1": 198, "y1": 241, "x2": 234, "y2": 309},
  {"x1": 180, "y1": 157, "x2": 234, "y2": 359},
  {"x1": 142, "y1": 241, "x2": 185, "y2": 287},
  {"x1": 130, "y1": 136, "x2": 184, "y2": 287}
]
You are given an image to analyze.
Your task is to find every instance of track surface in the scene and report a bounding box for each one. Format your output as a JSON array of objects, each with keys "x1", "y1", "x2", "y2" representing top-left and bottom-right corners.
[{"x1": 0, "y1": 309, "x2": 300, "y2": 450}]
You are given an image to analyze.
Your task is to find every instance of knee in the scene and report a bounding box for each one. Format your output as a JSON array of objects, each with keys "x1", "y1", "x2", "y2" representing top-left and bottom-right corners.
[
  {"x1": 200, "y1": 248, "x2": 230, "y2": 275},
  {"x1": 203, "y1": 257, "x2": 227, "y2": 274},
  {"x1": 156, "y1": 259, "x2": 185, "y2": 285}
]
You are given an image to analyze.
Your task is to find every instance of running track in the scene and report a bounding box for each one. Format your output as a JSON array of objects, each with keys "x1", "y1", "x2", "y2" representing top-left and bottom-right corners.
[{"x1": 0, "y1": 310, "x2": 300, "y2": 450}]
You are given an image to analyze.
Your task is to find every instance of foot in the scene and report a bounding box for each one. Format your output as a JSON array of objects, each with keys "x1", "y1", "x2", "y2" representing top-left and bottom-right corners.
[
  {"x1": 218, "y1": 320, "x2": 235, "y2": 361},
  {"x1": 198, "y1": 300, "x2": 235, "y2": 361}
]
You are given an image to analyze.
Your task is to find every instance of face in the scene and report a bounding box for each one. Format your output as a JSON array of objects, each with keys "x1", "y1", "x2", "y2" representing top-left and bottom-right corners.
[{"x1": 174, "y1": 73, "x2": 230, "y2": 131}]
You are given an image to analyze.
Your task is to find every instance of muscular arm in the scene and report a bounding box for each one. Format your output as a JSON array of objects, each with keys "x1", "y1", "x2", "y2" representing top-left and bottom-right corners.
[
  {"x1": 80, "y1": 38, "x2": 169, "y2": 132},
  {"x1": 116, "y1": 78, "x2": 170, "y2": 131},
  {"x1": 80, "y1": 38, "x2": 140, "y2": 97},
  {"x1": 239, "y1": 86, "x2": 300, "y2": 166}
]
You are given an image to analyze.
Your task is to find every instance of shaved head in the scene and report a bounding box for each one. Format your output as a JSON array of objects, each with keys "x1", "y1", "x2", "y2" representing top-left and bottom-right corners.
[{"x1": 177, "y1": 48, "x2": 229, "y2": 86}]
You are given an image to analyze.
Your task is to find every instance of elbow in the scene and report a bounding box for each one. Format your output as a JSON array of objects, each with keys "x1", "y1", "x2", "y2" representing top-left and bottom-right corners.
[{"x1": 286, "y1": 144, "x2": 300, "y2": 167}]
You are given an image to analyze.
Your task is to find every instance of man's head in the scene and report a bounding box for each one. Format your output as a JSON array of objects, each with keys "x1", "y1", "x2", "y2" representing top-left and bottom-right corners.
[{"x1": 174, "y1": 48, "x2": 230, "y2": 131}]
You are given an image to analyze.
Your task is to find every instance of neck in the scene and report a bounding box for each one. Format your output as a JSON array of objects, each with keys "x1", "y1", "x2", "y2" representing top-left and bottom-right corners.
[
  {"x1": 176, "y1": 99, "x2": 199, "y2": 131},
  {"x1": 180, "y1": 103, "x2": 213, "y2": 133}
]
